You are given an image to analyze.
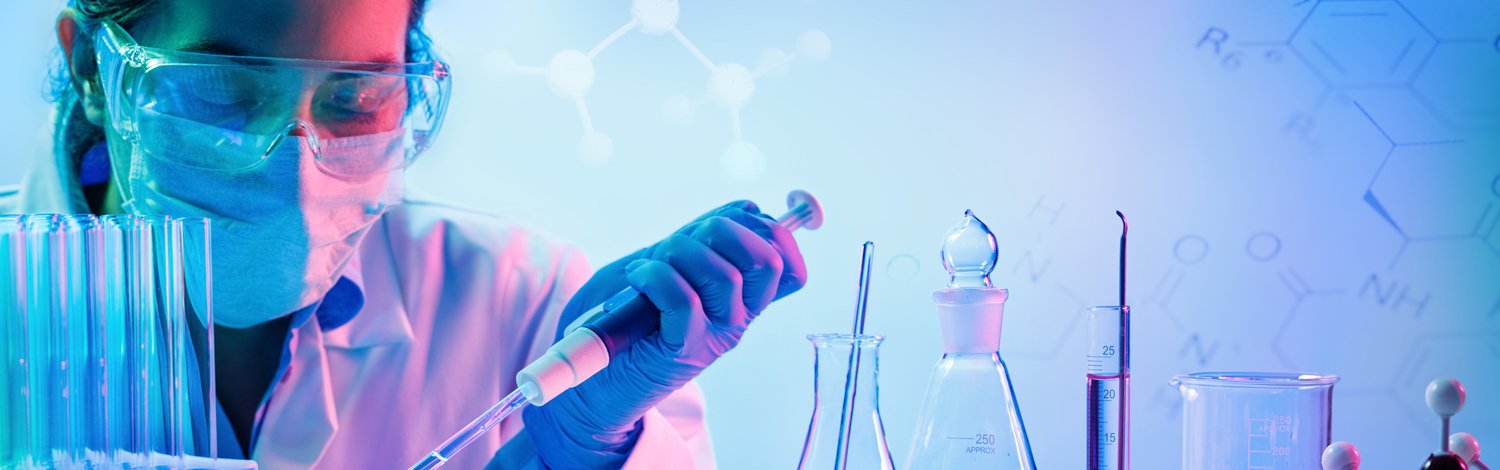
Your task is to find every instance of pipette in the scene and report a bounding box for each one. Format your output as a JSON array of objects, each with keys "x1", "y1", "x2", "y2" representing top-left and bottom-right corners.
[
  {"x1": 411, "y1": 190, "x2": 824, "y2": 469},
  {"x1": 1087, "y1": 211, "x2": 1130, "y2": 470}
]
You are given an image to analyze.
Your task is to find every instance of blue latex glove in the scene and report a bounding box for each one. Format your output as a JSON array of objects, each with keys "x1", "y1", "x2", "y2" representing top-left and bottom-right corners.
[{"x1": 523, "y1": 200, "x2": 807, "y2": 468}]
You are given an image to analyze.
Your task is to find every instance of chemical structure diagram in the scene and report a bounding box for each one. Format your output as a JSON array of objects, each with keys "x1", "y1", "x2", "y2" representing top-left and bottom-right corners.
[
  {"x1": 489, "y1": 0, "x2": 831, "y2": 179},
  {"x1": 1182, "y1": 0, "x2": 1500, "y2": 458},
  {"x1": 1195, "y1": 0, "x2": 1500, "y2": 143}
]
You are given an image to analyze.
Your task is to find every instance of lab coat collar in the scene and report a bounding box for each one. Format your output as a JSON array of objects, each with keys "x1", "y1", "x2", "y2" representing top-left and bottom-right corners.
[
  {"x1": 251, "y1": 311, "x2": 339, "y2": 468},
  {"x1": 16, "y1": 125, "x2": 87, "y2": 213},
  {"x1": 321, "y1": 214, "x2": 416, "y2": 349}
]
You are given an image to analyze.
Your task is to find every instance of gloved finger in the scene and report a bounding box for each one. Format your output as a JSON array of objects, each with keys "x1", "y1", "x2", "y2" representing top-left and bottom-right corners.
[
  {"x1": 643, "y1": 201, "x2": 761, "y2": 261},
  {"x1": 670, "y1": 200, "x2": 761, "y2": 237},
  {"x1": 623, "y1": 258, "x2": 704, "y2": 351},
  {"x1": 718, "y1": 211, "x2": 807, "y2": 300},
  {"x1": 691, "y1": 216, "x2": 783, "y2": 315},
  {"x1": 652, "y1": 233, "x2": 749, "y2": 333}
]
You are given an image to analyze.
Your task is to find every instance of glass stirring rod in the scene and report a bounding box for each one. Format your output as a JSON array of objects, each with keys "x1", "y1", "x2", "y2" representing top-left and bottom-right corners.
[{"x1": 411, "y1": 191, "x2": 825, "y2": 470}]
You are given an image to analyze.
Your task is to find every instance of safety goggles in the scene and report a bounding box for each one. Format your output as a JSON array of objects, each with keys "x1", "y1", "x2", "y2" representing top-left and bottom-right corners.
[{"x1": 93, "y1": 19, "x2": 452, "y2": 177}]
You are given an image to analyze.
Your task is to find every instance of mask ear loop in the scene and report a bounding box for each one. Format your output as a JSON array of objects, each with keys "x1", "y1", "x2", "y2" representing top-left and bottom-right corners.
[{"x1": 262, "y1": 120, "x2": 324, "y2": 162}]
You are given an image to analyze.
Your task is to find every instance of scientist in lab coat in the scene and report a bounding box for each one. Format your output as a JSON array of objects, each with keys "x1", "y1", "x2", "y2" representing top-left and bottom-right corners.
[{"x1": 0, "y1": 0, "x2": 807, "y2": 468}]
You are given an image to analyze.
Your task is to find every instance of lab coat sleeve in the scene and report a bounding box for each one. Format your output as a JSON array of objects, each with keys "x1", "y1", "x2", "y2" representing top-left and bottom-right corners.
[{"x1": 488, "y1": 246, "x2": 717, "y2": 469}]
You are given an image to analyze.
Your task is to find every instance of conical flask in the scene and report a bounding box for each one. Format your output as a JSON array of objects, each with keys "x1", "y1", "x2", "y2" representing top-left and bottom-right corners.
[
  {"x1": 906, "y1": 211, "x2": 1035, "y2": 470},
  {"x1": 798, "y1": 333, "x2": 895, "y2": 470}
]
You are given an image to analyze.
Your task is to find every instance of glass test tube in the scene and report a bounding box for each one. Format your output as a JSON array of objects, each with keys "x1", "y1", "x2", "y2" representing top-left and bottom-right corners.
[
  {"x1": 100, "y1": 215, "x2": 135, "y2": 465},
  {"x1": 1, "y1": 215, "x2": 29, "y2": 467},
  {"x1": 1086, "y1": 305, "x2": 1129, "y2": 470},
  {"x1": 22, "y1": 215, "x2": 53, "y2": 464},
  {"x1": 23, "y1": 214, "x2": 91, "y2": 466},
  {"x1": 124, "y1": 215, "x2": 159, "y2": 467},
  {"x1": 78, "y1": 214, "x2": 111, "y2": 464},
  {"x1": 177, "y1": 216, "x2": 217, "y2": 464},
  {"x1": 150, "y1": 215, "x2": 187, "y2": 468}
]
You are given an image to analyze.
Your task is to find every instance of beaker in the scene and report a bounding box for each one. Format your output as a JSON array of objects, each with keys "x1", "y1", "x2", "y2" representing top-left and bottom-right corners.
[
  {"x1": 798, "y1": 333, "x2": 895, "y2": 470},
  {"x1": 1172, "y1": 372, "x2": 1338, "y2": 470}
]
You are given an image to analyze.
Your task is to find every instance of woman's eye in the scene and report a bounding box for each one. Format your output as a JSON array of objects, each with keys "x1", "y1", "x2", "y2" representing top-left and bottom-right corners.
[
  {"x1": 151, "y1": 68, "x2": 265, "y2": 122},
  {"x1": 325, "y1": 76, "x2": 403, "y2": 114},
  {"x1": 184, "y1": 68, "x2": 265, "y2": 105},
  {"x1": 190, "y1": 82, "x2": 255, "y2": 106}
]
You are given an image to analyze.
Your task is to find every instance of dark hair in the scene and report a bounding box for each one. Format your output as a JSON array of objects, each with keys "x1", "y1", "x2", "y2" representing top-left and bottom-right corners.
[{"x1": 50, "y1": 0, "x2": 435, "y2": 168}]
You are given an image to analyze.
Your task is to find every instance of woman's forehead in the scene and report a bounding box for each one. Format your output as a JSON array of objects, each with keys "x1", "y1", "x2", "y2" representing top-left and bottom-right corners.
[{"x1": 130, "y1": 0, "x2": 411, "y2": 64}]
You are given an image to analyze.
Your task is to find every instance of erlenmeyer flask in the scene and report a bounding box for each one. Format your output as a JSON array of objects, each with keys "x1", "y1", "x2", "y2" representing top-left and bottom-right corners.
[
  {"x1": 906, "y1": 211, "x2": 1034, "y2": 470},
  {"x1": 798, "y1": 333, "x2": 895, "y2": 470}
]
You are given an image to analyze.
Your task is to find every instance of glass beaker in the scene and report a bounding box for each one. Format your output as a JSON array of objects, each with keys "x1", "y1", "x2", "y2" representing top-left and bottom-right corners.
[
  {"x1": 798, "y1": 333, "x2": 895, "y2": 470},
  {"x1": 1172, "y1": 372, "x2": 1338, "y2": 470}
]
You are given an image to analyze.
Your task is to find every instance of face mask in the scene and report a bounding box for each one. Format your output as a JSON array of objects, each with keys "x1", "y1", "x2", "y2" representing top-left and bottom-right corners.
[{"x1": 106, "y1": 111, "x2": 404, "y2": 328}]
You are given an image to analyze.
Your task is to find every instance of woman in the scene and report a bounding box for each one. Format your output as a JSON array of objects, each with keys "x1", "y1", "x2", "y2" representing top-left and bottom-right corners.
[{"x1": 0, "y1": 0, "x2": 806, "y2": 468}]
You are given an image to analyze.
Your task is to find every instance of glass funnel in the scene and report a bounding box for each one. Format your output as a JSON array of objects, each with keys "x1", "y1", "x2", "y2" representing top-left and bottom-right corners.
[
  {"x1": 1172, "y1": 372, "x2": 1338, "y2": 470},
  {"x1": 798, "y1": 333, "x2": 895, "y2": 470}
]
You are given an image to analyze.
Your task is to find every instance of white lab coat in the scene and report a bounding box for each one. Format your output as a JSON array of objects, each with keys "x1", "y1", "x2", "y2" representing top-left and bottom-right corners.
[{"x1": 0, "y1": 136, "x2": 716, "y2": 469}]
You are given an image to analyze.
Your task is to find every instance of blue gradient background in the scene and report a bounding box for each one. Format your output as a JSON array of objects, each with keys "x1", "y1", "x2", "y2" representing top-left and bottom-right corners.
[{"x1": 4, "y1": 1, "x2": 1498, "y2": 468}]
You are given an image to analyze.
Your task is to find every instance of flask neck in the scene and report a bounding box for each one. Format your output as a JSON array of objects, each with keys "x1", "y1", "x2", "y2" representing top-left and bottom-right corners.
[
  {"x1": 933, "y1": 288, "x2": 1007, "y2": 353},
  {"x1": 940, "y1": 351, "x2": 1002, "y2": 361}
]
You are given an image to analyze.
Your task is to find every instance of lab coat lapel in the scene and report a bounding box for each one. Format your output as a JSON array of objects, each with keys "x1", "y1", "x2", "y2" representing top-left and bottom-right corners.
[
  {"x1": 251, "y1": 316, "x2": 340, "y2": 468},
  {"x1": 321, "y1": 215, "x2": 415, "y2": 349}
]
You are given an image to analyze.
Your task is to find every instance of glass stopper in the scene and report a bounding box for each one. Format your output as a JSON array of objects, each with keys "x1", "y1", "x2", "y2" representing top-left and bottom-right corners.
[{"x1": 941, "y1": 209, "x2": 997, "y2": 288}]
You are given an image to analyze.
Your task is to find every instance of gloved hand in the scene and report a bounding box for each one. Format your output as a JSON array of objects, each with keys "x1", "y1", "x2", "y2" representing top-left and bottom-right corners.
[{"x1": 523, "y1": 200, "x2": 807, "y2": 468}]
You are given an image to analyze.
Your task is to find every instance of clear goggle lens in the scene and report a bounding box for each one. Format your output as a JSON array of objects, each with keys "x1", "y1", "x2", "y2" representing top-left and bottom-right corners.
[{"x1": 93, "y1": 20, "x2": 451, "y2": 177}]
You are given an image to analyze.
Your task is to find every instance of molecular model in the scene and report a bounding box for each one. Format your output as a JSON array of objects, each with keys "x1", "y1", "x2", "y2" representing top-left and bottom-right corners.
[
  {"x1": 1322, "y1": 441, "x2": 1361, "y2": 470},
  {"x1": 491, "y1": 0, "x2": 831, "y2": 178},
  {"x1": 1423, "y1": 378, "x2": 1471, "y2": 470}
]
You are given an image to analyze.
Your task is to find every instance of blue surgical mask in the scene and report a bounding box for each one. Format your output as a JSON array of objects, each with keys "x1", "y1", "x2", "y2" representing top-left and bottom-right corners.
[{"x1": 107, "y1": 110, "x2": 403, "y2": 328}]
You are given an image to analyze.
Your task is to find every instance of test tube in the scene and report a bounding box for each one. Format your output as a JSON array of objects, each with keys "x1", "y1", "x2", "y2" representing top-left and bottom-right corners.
[
  {"x1": 1086, "y1": 305, "x2": 1129, "y2": 470},
  {"x1": 100, "y1": 215, "x2": 139, "y2": 465},
  {"x1": 127, "y1": 215, "x2": 159, "y2": 467},
  {"x1": 22, "y1": 215, "x2": 55, "y2": 464},
  {"x1": 178, "y1": 217, "x2": 216, "y2": 463},
  {"x1": 23, "y1": 214, "x2": 92, "y2": 466},
  {"x1": 147, "y1": 215, "x2": 188, "y2": 469},
  {"x1": 0, "y1": 215, "x2": 30, "y2": 467},
  {"x1": 77, "y1": 214, "x2": 111, "y2": 463}
]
